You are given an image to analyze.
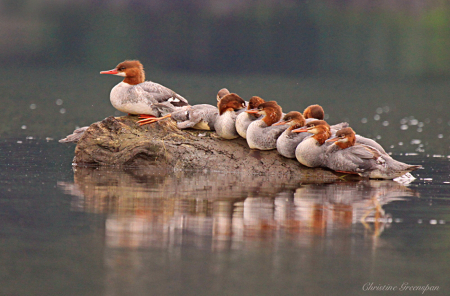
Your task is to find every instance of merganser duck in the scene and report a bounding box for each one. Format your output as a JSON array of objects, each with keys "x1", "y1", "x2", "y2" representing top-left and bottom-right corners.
[
  {"x1": 135, "y1": 88, "x2": 226, "y2": 128},
  {"x1": 245, "y1": 101, "x2": 288, "y2": 150},
  {"x1": 302, "y1": 105, "x2": 388, "y2": 153},
  {"x1": 217, "y1": 88, "x2": 231, "y2": 102},
  {"x1": 296, "y1": 120, "x2": 349, "y2": 135},
  {"x1": 293, "y1": 119, "x2": 387, "y2": 153},
  {"x1": 274, "y1": 111, "x2": 307, "y2": 158},
  {"x1": 235, "y1": 96, "x2": 265, "y2": 138},
  {"x1": 293, "y1": 124, "x2": 331, "y2": 167},
  {"x1": 214, "y1": 93, "x2": 246, "y2": 139},
  {"x1": 100, "y1": 60, "x2": 189, "y2": 123},
  {"x1": 171, "y1": 104, "x2": 219, "y2": 130},
  {"x1": 303, "y1": 104, "x2": 324, "y2": 120},
  {"x1": 325, "y1": 127, "x2": 421, "y2": 179}
]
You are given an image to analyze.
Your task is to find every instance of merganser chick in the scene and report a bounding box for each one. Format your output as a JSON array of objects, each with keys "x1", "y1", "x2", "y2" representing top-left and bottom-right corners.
[
  {"x1": 137, "y1": 88, "x2": 228, "y2": 127},
  {"x1": 303, "y1": 104, "x2": 324, "y2": 120},
  {"x1": 246, "y1": 101, "x2": 288, "y2": 150},
  {"x1": 293, "y1": 124, "x2": 331, "y2": 167},
  {"x1": 274, "y1": 111, "x2": 307, "y2": 158},
  {"x1": 214, "y1": 94, "x2": 246, "y2": 139},
  {"x1": 296, "y1": 120, "x2": 348, "y2": 135},
  {"x1": 303, "y1": 105, "x2": 388, "y2": 153},
  {"x1": 235, "y1": 96, "x2": 265, "y2": 138},
  {"x1": 170, "y1": 104, "x2": 219, "y2": 130},
  {"x1": 100, "y1": 60, "x2": 189, "y2": 123},
  {"x1": 325, "y1": 127, "x2": 421, "y2": 179},
  {"x1": 217, "y1": 88, "x2": 230, "y2": 102},
  {"x1": 292, "y1": 119, "x2": 387, "y2": 153}
]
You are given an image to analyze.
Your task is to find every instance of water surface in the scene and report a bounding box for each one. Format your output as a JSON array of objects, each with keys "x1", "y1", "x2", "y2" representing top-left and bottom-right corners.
[{"x1": 1, "y1": 139, "x2": 449, "y2": 296}]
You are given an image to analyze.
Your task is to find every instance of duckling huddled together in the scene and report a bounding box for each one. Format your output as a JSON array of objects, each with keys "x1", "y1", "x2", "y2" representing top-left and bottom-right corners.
[{"x1": 100, "y1": 60, "x2": 421, "y2": 179}]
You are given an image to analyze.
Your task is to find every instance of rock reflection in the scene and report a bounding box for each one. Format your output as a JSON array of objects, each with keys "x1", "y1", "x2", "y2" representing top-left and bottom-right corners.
[{"x1": 58, "y1": 167, "x2": 418, "y2": 250}]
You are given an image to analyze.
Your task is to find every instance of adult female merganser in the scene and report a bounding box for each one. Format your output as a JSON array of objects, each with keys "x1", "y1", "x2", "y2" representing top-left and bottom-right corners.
[
  {"x1": 100, "y1": 60, "x2": 189, "y2": 122},
  {"x1": 246, "y1": 101, "x2": 288, "y2": 150},
  {"x1": 325, "y1": 127, "x2": 421, "y2": 179},
  {"x1": 214, "y1": 93, "x2": 246, "y2": 139},
  {"x1": 293, "y1": 124, "x2": 331, "y2": 167},
  {"x1": 235, "y1": 96, "x2": 265, "y2": 138},
  {"x1": 274, "y1": 111, "x2": 307, "y2": 158}
]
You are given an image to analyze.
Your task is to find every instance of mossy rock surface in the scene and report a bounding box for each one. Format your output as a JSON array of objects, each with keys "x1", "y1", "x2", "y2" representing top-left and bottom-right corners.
[{"x1": 73, "y1": 115, "x2": 346, "y2": 181}]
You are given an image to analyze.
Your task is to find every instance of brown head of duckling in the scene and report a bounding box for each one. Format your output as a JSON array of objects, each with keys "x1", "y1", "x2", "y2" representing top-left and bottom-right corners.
[
  {"x1": 216, "y1": 88, "x2": 231, "y2": 102},
  {"x1": 303, "y1": 104, "x2": 324, "y2": 120},
  {"x1": 332, "y1": 127, "x2": 356, "y2": 149},
  {"x1": 246, "y1": 96, "x2": 265, "y2": 118},
  {"x1": 309, "y1": 124, "x2": 331, "y2": 145},
  {"x1": 256, "y1": 101, "x2": 283, "y2": 126},
  {"x1": 218, "y1": 94, "x2": 246, "y2": 115},
  {"x1": 248, "y1": 96, "x2": 265, "y2": 110},
  {"x1": 305, "y1": 120, "x2": 330, "y2": 129},
  {"x1": 273, "y1": 111, "x2": 306, "y2": 129}
]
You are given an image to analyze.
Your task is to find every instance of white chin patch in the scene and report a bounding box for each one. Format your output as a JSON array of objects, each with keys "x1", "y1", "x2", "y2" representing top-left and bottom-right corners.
[{"x1": 115, "y1": 72, "x2": 126, "y2": 77}]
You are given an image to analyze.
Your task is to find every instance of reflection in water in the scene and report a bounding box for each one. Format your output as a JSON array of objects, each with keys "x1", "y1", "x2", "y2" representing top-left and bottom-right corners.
[{"x1": 58, "y1": 167, "x2": 418, "y2": 250}]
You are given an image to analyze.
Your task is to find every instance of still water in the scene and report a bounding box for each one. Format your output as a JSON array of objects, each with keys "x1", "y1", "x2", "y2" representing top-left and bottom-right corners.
[
  {"x1": 1, "y1": 67, "x2": 450, "y2": 295},
  {"x1": 1, "y1": 139, "x2": 450, "y2": 296}
]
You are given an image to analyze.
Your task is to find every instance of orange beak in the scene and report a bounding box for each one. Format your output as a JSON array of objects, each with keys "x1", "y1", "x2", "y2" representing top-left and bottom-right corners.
[
  {"x1": 292, "y1": 128, "x2": 308, "y2": 133},
  {"x1": 100, "y1": 69, "x2": 119, "y2": 75},
  {"x1": 325, "y1": 137, "x2": 339, "y2": 143},
  {"x1": 246, "y1": 109, "x2": 259, "y2": 114},
  {"x1": 273, "y1": 121, "x2": 288, "y2": 126}
]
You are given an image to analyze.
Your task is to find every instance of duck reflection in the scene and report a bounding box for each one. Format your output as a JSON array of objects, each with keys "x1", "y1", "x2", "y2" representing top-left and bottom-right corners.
[{"x1": 58, "y1": 167, "x2": 418, "y2": 250}]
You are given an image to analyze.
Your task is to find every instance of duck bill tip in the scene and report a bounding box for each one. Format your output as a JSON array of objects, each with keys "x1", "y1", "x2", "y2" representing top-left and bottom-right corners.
[
  {"x1": 292, "y1": 129, "x2": 308, "y2": 133},
  {"x1": 100, "y1": 69, "x2": 118, "y2": 75}
]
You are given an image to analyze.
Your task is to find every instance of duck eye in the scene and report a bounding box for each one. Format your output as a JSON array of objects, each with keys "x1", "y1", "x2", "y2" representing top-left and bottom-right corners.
[{"x1": 119, "y1": 67, "x2": 125, "y2": 71}]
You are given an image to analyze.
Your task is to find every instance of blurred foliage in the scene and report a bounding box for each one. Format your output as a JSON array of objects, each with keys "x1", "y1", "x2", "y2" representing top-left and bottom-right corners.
[{"x1": 1, "y1": 0, "x2": 449, "y2": 77}]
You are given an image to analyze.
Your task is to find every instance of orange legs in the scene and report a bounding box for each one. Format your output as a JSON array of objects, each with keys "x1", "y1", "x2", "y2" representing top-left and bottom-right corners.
[{"x1": 137, "y1": 114, "x2": 171, "y2": 126}]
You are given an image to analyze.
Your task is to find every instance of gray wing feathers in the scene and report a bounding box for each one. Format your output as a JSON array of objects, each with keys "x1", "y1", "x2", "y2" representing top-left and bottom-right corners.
[
  {"x1": 330, "y1": 122, "x2": 349, "y2": 131},
  {"x1": 138, "y1": 81, "x2": 189, "y2": 106},
  {"x1": 355, "y1": 135, "x2": 387, "y2": 154}
]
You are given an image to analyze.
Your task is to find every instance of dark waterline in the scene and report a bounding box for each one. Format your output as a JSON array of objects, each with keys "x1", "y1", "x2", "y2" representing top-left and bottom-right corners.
[{"x1": 1, "y1": 139, "x2": 449, "y2": 296}]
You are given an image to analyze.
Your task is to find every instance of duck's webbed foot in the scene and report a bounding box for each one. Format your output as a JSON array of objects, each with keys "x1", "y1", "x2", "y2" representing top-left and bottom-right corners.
[{"x1": 137, "y1": 114, "x2": 171, "y2": 126}]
